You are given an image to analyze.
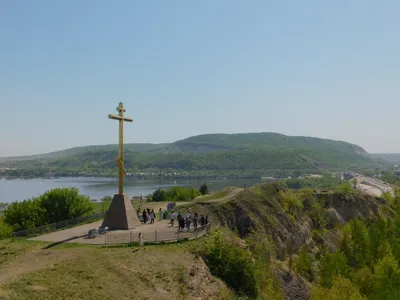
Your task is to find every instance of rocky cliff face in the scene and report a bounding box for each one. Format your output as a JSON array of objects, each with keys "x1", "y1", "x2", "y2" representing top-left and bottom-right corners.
[{"x1": 194, "y1": 183, "x2": 393, "y2": 300}]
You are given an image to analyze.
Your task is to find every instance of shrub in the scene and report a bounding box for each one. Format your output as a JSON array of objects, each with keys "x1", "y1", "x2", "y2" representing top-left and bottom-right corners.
[
  {"x1": 279, "y1": 190, "x2": 303, "y2": 218},
  {"x1": 295, "y1": 245, "x2": 312, "y2": 280},
  {"x1": 3, "y1": 188, "x2": 94, "y2": 231},
  {"x1": 0, "y1": 218, "x2": 12, "y2": 239},
  {"x1": 311, "y1": 276, "x2": 366, "y2": 300},
  {"x1": 319, "y1": 251, "x2": 349, "y2": 288},
  {"x1": 199, "y1": 183, "x2": 209, "y2": 195},
  {"x1": 39, "y1": 188, "x2": 94, "y2": 223},
  {"x1": 151, "y1": 186, "x2": 201, "y2": 202},
  {"x1": 197, "y1": 230, "x2": 258, "y2": 298}
]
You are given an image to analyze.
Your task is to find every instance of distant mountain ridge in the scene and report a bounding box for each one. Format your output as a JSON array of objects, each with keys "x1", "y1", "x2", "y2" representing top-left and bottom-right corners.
[
  {"x1": 1, "y1": 132, "x2": 368, "y2": 160},
  {"x1": 0, "y1": 133, "x2": 376, "y2": 176},
  {"x1": 370, "y1": 153, "x2": 400, "y2": 165}
]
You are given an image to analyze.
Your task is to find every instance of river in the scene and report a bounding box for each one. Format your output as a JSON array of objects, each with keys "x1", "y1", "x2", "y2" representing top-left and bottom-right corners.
[{"x1": 0, "y1": 177, "x2": 261, "y2": 203}]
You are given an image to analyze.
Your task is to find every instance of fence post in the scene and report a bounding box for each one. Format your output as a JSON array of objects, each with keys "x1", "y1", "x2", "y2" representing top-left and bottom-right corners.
[{"x1": 155, "y1": 231, "x2": 158, "y2": 242}]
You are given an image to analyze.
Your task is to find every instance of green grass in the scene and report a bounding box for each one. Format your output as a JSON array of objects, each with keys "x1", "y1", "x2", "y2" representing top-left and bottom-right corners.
[
  {"x1": 0, "y1": 239, "x2": 49, "y2": 266},
  {"x1": 194, "y1": 187, "x2": 236, "y2": 202},
  {"x1": 0, "y1": 241, "x2": 233, "y2": 300}
]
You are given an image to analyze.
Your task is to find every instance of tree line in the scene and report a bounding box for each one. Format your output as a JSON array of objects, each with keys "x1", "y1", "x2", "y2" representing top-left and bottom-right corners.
[
  {"x1": 291, "y1": 188, "x2": 400, "y2": 299},
  {"x1": 0, "y1": 188, "x2": 94, "y2": 236},
  {"x1": 150, "y1": 184, "x2": 209, "y2": 202}
]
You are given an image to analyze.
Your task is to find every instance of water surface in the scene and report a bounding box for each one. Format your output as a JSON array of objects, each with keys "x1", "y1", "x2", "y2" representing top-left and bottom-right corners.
[{"x1": 0, "y1": 177, "x2": 260, "y2": 203}]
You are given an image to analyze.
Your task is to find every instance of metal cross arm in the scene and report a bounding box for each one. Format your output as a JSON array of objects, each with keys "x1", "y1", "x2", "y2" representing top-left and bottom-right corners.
[
  {"x1": 108, "y1": 114, "x2": 133, "y2": 122},
  {"x1": 108, "y1": 102, "x2": 133, "y2": 195}
]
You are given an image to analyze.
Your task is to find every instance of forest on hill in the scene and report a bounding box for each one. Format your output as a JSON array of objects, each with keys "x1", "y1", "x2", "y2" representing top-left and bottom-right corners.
[{"x1": 0, "y1": 133, "x2": 379, "y2": 178}]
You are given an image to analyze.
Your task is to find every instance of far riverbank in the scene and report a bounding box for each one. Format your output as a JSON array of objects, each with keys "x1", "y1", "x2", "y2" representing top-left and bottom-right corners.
[{"x1": 0, "y1": 177, "x2": 261, "y2": 204}]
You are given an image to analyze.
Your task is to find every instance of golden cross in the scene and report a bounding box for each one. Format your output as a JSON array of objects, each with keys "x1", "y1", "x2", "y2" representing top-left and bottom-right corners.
[{"x1": 108, "y1": 102, "x2": 133, "y2": 195}]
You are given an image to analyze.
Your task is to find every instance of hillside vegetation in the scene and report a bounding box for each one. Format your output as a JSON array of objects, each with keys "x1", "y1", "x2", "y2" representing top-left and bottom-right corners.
[
  {"x1": 2, "y1": 183, "x2": 400, "y2": 299},
  {"x1": 0, "y1": 133, "x2": 377, "y2": 178}
]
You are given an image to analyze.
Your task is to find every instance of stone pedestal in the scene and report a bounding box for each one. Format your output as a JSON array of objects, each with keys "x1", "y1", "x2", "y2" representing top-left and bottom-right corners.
[{"x1": 101, "y1": 193, "x2": 141, "y2": 230}]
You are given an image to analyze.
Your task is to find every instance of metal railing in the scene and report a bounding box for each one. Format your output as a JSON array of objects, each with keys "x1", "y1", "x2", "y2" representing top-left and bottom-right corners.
[
  {"x1": 104, "y1": 222, "x2": 212, "y2": 246},
  {"x1": 12, "y1": 212, "x2": 106, "y2": 238}
]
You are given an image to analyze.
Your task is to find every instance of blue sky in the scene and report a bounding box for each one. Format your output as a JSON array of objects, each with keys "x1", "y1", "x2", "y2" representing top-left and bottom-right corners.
[{"x1": 1, "y1": 0, "x2": 399, "y2": 156}]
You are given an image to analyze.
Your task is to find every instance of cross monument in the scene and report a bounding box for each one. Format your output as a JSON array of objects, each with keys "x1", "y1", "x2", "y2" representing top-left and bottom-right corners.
[
  {"x1": 108, "y1": 102, "x2": 132, "y2": 195},
  {"x1": 101, "y1": 102, "x2": 141, "y2": 230}
]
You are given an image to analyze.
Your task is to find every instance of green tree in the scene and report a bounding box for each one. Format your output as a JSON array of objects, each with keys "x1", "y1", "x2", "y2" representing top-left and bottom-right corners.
[
  {"x1": 373, "y1": 253, "x2": 400, "y2": 299},
  {"x1": 3, "y1": 188, "x2": 94, "y2": 231},
  {"x1": 311, "y1": 276, "x2": 366, "y2": 300},
  {"x1": 199, "y1": 230, "x2": 258, "y2": 298},
  {"x1": 352, "y1": 267, "x2": 374, "y2": 297},
  {"x1": 39, "y1": 188, "x2": 94, "y2": 223},
  {"x1": 0, "y1": 218, "x2": 12, "y2": 239},
  {"x1": 3, "y1": 199, "x2": 46, "y2": 231},
  {"x1": 319, "y1": 251, "x2": 349, "y2": 288},
  {"x1": 100, "y1": 196, "x2": 112, "y2": 212},
  {"x1": 336, "y1": 183, "x2": 353, "y2": 192},
  {"x1": 199, "y1": 183, "x2": 209, "y2": 195},
  {"x1": 295, "y1": 245, "x2": 312, "y2": 280},
  {"x1": 279, "y1": 190, "x2": 303, "y2": 217},
  {"x1": 340, "y1": 219, "x2": 371, "y2": 268},
  {"x1": 309, "y1": 200, "x2": 328, "y2": 230},
  {"x1": 151, "y1": 189, "x2": 167, "y2": 202}
]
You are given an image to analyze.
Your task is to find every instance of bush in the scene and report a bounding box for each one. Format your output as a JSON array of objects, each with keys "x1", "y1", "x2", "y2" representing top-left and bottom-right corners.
[
  {"x1": 295, "y1": 245, "x2": 312, "y2": 280},
  {"x1": 3, "y1": 188, "x2": 94, "y2": 231},
  {"x1": 311, "y1": 276, "x2": 366, "y2": 300},
  {"x1": 199, "y1": 183, "x2": 209, "y2": 195},
  {"x1": 0, "y1": 218, "x2": 12, "y2": 239},
  {"x1": 39, "y1": 188, "x2": 94, "y2": 223},
  {"x1": 279, "y1": 190, "x2": 303, "y2": 218},
  {"x1": 309, "y1": 200, "x2": 328, "y2": 230},
  {"x1": 100, "y1": 196, "x2": 112, "y2": 212},
  {"x1": 197, "y1": 230, "x2": 258, "y2": 298},
  {"x1": 151, "y1": 186, "x2": 201, "y2": 202},
  {"x1": 319, "y1": 251, "x2": 349, "y2": 288},
  {"x1": 4, "y1": 199, "x2": 46, "y2": 231}
]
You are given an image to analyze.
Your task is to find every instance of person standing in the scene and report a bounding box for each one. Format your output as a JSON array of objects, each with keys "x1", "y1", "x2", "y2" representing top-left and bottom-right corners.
[
  {"x1": 178, "y1": 212, "x2": 184, "y2": 232},
  {"x1": 200, "y1": 215, "x2": 205, "y2": 228},
  {"x1": 170, "y1": 211, "x2": 175, "y2": 227},
  {"x1": 139, "y1": 232, "x2": 144, "y2": 249},
  {"x1": 150, "y1": 209, "x2": 155, "y2": 224},
  {"x1": 142, "y1": 210, "x2": 147, "y2": 224},
  {"x1": 193, "y1": 214, "x2": 198, "y2": 231},
  {"x1": 158, "y1": 208, "x2": 163, "y2": 221},
  {"x1": 186, "y1": 217, "x2": 191, "y2": 232}
]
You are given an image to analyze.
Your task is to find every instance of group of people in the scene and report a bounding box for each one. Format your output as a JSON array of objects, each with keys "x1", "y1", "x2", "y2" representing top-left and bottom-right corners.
[
  {"x1": 139, "y1": 207, "x2": 209, "y2": 232},
  {"x1": 141, "y1": 208, "x2": 156, "y2": 224},
  {"x1": 169, "y1": 208, "x2": 209, "y2": 232},
  {"x1": 139, "y1": 207, "x2": 170, "y2": 224}
]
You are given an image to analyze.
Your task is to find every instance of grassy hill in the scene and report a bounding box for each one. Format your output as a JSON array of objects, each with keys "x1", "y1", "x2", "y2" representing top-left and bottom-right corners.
[
  {"x1": 1, "y1": 184, "x2": 399, "y2": 299},
  {"x1": 0, "y1": 133, "x2": 377, "y2": 177}
]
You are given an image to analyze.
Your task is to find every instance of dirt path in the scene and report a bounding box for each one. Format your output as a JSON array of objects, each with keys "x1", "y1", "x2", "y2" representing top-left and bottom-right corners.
[
  {"x1": 205, "y1": 188, "x2": 243, "y2": 203},
  {"x1": 0, "y1": 248, "x2": 89, "y2": 285}
]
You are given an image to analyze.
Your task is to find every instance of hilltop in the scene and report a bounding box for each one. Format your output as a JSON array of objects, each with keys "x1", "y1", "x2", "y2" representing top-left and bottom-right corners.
[
  {"x1": 0, "y1": 133, "x2": 377, "y2": 178},
  {"x1": 1, "y1": 183, "x2": 400, "y2": 299}
]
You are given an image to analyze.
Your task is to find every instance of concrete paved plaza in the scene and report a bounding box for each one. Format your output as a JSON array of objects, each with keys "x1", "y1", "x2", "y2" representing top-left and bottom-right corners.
[{"x1": 30, "y1": 219, "x2": 189, "y2": 245}]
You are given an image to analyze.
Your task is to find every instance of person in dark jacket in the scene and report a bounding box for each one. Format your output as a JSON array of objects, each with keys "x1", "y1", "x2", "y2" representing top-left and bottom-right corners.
[
  {"x1": 178, "y1": 212, "x2": 185, "y2": 232},
  {"x1": 193, "y1": 214, "x2": 198, "y2": 231},
  {"x1": 200, "y1": 215, "x2": 205, "y2": 227},
  {"x1": 142, "y1": 210, "x2": 147, "y2": 224}
]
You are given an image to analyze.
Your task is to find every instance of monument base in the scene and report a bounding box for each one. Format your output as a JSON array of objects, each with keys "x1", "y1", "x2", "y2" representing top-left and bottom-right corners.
[{"x1": 101, "y1": 193, "x2": 141, "y2": 230}]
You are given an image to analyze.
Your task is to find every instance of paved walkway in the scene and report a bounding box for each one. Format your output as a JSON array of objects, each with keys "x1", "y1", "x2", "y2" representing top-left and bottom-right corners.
[{"x1": 30, "y1": 219, "x2": 207, "y2": 245}]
